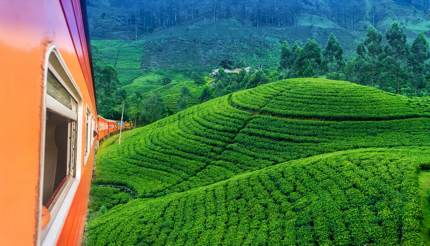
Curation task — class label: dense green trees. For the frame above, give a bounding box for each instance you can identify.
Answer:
[199,87,212,102]
[410,33,430,93]
[279,23,430,95]
[89,0,430,40]
[279,42,297,75]
[345,27,384,87]
[207,68,274,99]
[322,34,344,75]
[94,65,128,119]
[177,86,191,110]
[139,93,167,124]
[346,23,430,94]
[279,37,342,78]
[295,39,323,77]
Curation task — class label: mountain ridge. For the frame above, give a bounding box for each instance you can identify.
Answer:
[88,0,430,72]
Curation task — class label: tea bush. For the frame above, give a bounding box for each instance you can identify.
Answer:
[88,78,430,245]
[88,149,430,245]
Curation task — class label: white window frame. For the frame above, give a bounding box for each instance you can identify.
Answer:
[91,117,96,145]
[38,45,84,246]
[85,107,91,161]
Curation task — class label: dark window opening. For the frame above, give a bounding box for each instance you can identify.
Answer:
[42,111,76,207]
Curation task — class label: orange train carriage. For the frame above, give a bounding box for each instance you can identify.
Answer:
[107,119,119,135]
[97,116,133,141]
[97,116,109,141]
[0,0,98,245]
[0,1,134,244]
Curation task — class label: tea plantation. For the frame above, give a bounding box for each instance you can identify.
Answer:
[87,78,430,245]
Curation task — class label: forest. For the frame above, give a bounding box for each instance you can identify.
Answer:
[88,0,430,39]
[94,23,430,126]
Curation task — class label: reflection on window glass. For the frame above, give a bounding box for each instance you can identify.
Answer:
[47,71,77,110]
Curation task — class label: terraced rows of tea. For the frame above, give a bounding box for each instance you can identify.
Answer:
[87,78,430,245]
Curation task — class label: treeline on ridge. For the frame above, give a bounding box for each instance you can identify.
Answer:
[88,0,430,39]
[279,23,430,95]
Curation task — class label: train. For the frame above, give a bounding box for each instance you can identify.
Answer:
[0,1,134,245]
[97,116,134,141]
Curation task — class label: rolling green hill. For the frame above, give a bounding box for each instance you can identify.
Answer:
[87,78,430,244]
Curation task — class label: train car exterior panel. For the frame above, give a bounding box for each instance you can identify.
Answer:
[0,0,96,245]
[97,116,110,141]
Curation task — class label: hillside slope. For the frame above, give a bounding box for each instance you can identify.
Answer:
[89,148,430,245]
[122,71,204,113]
[87,78,430,244]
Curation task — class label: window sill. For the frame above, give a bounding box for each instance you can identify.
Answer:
[41,206,51,230]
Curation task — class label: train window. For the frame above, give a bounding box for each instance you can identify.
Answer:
[85,108,91,159]
[40,49,81,242]
[42,111,76,206]
[43,66,78,208]
[47,71,75,110]
[92,118,97,142]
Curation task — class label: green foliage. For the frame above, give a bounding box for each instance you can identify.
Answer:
[346,27,384,87]
[88,185,133,219]
[295,39,323,77]
[92,26,430,131]
[410,34,430,93]
[161,77,172,85]
[279,41,297,72]
[88,0,430,69]
[88,148,430,245]
[279,37,344,78]
[199,86,212,102]
[139,93,167,125]
[94,65,128,119]
[210,68,276,99]
[247,70,270,88]
[345,23,430,95]
[87,79,430,244]
[121,70,205,125]
[385,23,408,59]
[219,58,235,69]
[176,86,192,111]
[89,1,430,118]
[191,73,206,85]
[323,34,345,73]
[92,24,430,124]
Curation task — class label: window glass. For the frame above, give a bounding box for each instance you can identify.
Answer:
[47,71,77,111]
[85,109,90,156]
[43,111,70,207]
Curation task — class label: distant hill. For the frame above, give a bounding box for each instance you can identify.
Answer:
[87,78,430,244]
[88,0,430,72]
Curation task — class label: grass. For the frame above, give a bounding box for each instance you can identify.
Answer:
[87,78,430,245]
[419,170,430,244]
[92,40,146,84]
[88,148,430,245]
[123,70,205,113]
